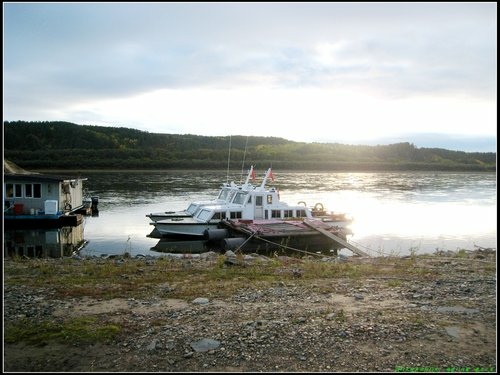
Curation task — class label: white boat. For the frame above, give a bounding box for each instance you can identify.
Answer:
[152,168,353,238]
[146,166,257,222]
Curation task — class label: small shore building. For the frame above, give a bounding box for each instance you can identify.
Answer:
[3,160,88,217]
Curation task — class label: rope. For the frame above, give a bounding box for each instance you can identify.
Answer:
[235,231,258,252]
[240,234,336,259]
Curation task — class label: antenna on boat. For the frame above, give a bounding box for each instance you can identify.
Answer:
[226,135,232,183]
[240,136,249,183]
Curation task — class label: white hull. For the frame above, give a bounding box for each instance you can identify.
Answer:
[153,221,219,237]
[147,211,190,222]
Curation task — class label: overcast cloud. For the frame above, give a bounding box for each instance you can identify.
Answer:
[3,2,497,151]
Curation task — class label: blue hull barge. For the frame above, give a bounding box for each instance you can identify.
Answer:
[4,213,83,229]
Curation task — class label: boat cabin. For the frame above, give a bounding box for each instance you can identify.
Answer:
[193,186,310,223]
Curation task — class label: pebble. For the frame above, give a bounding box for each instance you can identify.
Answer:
[3,250,496,373]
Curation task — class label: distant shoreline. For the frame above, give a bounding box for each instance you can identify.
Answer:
[31,168,497,174]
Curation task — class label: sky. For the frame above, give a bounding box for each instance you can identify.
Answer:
[3,2,497,152]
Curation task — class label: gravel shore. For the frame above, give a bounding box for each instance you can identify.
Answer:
[3,249,496,372]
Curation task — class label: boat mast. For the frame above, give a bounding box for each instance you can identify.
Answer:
[260,168,272,189]
[226,135,232,184]
[240,136,249,184]
[244,165,254,187]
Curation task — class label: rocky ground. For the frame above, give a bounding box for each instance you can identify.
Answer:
[3,248,497,373]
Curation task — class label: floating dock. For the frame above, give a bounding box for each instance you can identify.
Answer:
[3,213,83,229]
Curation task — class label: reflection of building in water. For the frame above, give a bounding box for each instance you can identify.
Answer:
[4,224,86,258]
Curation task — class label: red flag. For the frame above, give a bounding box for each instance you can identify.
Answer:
[269,169,275,181]
[251,167,256,181]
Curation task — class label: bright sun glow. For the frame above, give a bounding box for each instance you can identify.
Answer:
[68,87,496,144]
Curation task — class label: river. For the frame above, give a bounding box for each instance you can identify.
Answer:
[4,170,496,258]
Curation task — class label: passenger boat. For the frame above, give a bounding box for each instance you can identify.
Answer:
[151,167,353,238]
[146,166,257,222]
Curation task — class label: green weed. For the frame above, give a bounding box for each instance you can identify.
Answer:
[4,316,120,345]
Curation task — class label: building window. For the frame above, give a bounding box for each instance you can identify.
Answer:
[284,210,293,218]
[5,183,14,198]
[14,184,23,198]
[25,184,32,198]
[34,184,41,198]
[267,195,273,204]
[24,184,42,199]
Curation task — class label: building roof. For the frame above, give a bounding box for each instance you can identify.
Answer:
[3,160,87,182]
[4,159,38,175]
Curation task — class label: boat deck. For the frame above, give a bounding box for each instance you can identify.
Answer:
[221,219,346,238]
[222,220,334,238]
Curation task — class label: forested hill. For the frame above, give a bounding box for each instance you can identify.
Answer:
[3,121,496,171]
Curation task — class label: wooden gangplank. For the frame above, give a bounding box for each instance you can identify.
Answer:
[303,219,370,257]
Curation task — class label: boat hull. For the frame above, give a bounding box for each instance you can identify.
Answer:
[153,222,219,237]
[146,211,190,222]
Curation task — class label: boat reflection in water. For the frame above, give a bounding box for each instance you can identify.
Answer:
[4,224,86,259]
[151,238,222,254]
[149,228,346,257]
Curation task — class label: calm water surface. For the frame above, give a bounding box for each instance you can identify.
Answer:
[6,170,497,258]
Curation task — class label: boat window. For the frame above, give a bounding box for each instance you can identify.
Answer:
[267,195,273,204]
[255,196,263,206]
[212,211,227,220]
[230,211,242,219]
[187,203,198,214]
[218,189,230,200]
[197,209,212,221]
[271,210,281,218]
[284,210,293,218]
[297,209,307,217]
[232,192,248,204]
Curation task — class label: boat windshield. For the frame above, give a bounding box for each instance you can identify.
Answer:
[218,188,232,201]
[232,191,248,205]
[186,203,199,214]
[197,209,213,221]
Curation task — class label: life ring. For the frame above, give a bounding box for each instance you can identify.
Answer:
[64,203,72,211]
[313,203,324,212]
[297,201,307,206]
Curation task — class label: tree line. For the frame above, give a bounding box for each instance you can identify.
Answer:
[3,121,496,171]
